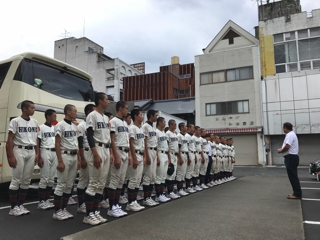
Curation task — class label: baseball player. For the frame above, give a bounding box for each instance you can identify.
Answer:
[98,111,114,210]
[191,126,203,191]
[119,113,132,205]
[176,122,189,196]
[185,124,196,193]
[126,109,146,211]
[7,100,39,216]
[37,109,57,210]
[53,104,84,221]
[205,134,214,187]
[155,117,171,203]
[220,137,228,183]
[76,104,96,214]
[208,133,218,186]
[213,136,222,185]
[165,120,180,199]
[108,101,130,217]
[228,138,236,180]
[142,110,159,206]
[217,136,226,184]
[82,92,113,225]
[199,129,209,189]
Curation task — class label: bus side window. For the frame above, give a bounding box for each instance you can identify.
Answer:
[0,62,12,88]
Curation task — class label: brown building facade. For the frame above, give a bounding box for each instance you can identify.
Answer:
[124,57,195,101]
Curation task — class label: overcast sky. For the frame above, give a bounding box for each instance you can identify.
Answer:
[1,0,318,73]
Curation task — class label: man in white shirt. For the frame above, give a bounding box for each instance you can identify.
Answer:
[277,122,302,199]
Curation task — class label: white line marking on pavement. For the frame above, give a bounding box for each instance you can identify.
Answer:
[301,188,320,190]
[302,198,320,201]
[304,221,320,225]
[0,195,77,210]
[300,181,320,183]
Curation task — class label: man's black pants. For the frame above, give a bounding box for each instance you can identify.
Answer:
[284,154,302,197]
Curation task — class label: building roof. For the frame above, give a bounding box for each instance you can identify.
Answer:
[203,20,259,54]
[134,99,153,109]
[144,98,195,114]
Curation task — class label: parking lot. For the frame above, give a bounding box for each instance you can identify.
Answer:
[0,166,319,240]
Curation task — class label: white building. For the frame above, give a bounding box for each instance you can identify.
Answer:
[259,1,320,165]
[195,20,265,166]
[54,37,142,101]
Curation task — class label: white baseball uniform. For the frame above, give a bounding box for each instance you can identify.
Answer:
[209,141,217,175]
[222,144,229,172]
[199,137,209,176]
[8,116,38,190]
[166,130,178,181]
[128,124,144,190]
[54,120,80,196]
[86,110,111,196]
[218,143,224,172]
[176,133,188,182]
[155,129,169,185]
[142,122,157,186]
[38,123,57,189]
[76,121,89,190]
[185,133,195,180]
[109,117,129,190]
[192,135,202,178]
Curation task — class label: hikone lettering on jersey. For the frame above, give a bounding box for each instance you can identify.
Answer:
[44,132,55,138]
[64,131,77,137]
[189,140,194,143]
[182,140,188,144]
[97,122,109,129]
[203,142,208,145]
[170,137,178,142]
[18,127,38,133]
[159,136,167,141]
[137,133,144,139]
[118,126,127,132]
[149,132,156,137]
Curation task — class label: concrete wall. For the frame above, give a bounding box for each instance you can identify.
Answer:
[262,70,320,135]
[195,45,262,130]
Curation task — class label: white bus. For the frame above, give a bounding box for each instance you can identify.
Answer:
[0,52,94,184]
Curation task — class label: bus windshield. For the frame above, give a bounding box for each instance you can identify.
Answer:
[14,59,95,102]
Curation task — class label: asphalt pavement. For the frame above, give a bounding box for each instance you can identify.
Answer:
[0,166,318,240]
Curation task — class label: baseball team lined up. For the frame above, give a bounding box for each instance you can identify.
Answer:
[6,92,236,226]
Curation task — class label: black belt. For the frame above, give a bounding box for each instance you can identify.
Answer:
[119,147,129,153]
[44,148,56,152]
[214,155,217,157]
[181,151,188,155]
[149,147,157,151]
[170,152,178,156]
[197,151,202,154]
[135,150,144,155]
[63,150,78,155]
[160,150,168,154]
[84,148,90,151]
[190,151,196,154]
[204,152,209,154]
[17,146,34,150]
[97,143,111,148]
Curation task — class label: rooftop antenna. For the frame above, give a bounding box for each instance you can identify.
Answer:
[59,29,70,63]
[83,19,85,37]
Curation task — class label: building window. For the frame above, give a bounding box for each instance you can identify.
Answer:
[226,67,253,81]
[200,71,225,84]
[0,62,12,88]
[206,100,249,116]
[274,28,320,73]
